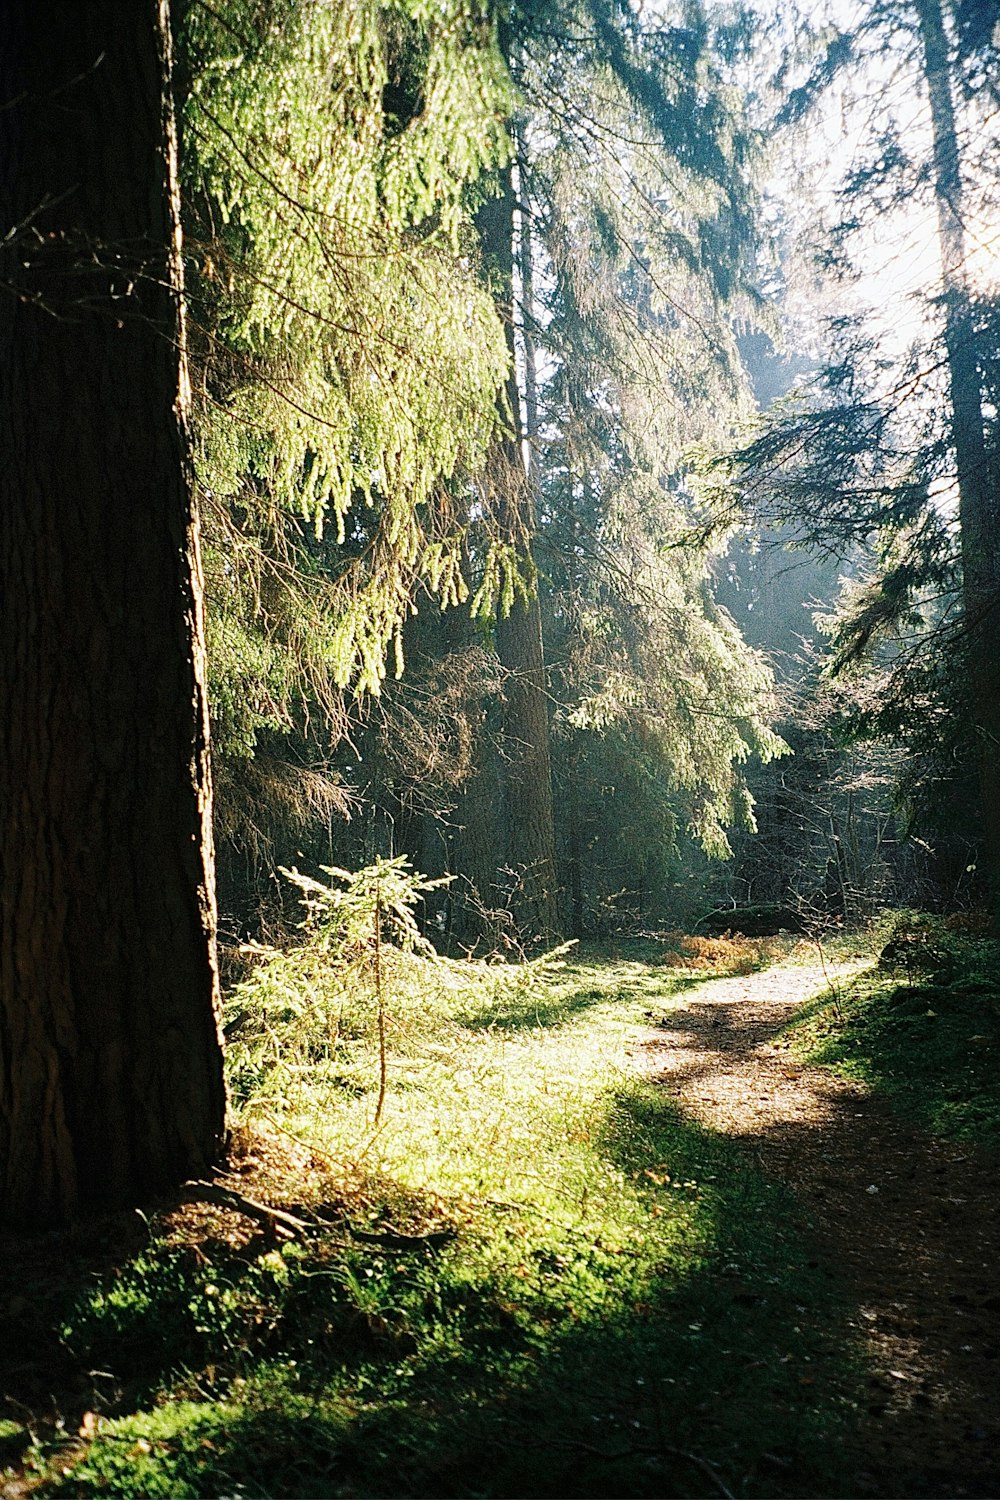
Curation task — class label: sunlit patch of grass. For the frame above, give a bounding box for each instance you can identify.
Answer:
[785,917,1000,1145]
[26,941,867,1498]
[225,939,699,1226]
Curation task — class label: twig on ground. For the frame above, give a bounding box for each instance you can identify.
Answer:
[347,1221,456,1250]
[553,1436,734,1499]
[180,1180,310,1238]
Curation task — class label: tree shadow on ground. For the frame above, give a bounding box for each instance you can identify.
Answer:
[0,1210,155,1428]
[639,989,1000,1500]
[737,1097,1000,1499]
[33,1088,871,1499]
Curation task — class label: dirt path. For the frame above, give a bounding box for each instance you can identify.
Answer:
[638,963,1000,1499]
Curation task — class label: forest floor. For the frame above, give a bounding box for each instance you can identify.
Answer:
[3,929,1000,1498]
[635,962,1000,1499]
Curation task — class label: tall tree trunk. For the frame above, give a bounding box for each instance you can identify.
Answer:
[916,0,1000,902]
[477,157,559,940]
[0,0,226,1228]
[566,744,586,939]
[434,563,504,948]
[516,123,541,477]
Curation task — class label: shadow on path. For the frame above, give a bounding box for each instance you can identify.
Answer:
[638,963,1000,1498]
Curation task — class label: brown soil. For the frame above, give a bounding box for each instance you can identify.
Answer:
[637,963,1000,1499]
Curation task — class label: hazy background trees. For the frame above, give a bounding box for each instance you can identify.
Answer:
[178,0,1000,945]
[705,0,1000,917]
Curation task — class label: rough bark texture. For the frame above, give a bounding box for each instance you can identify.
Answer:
[0,0,226,1227]
[916,0,1000,903]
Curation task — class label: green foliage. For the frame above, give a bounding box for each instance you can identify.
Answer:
[30,947,865,1499]
[546,470,787,924]
[553,529,786,862]
[786,912,1000,1145]
[281,856,445,959]
[180,0,515,792]
[223,857,574,1112]
[506,0,786,894]
[206,610,295,761]
[185,0,510,534]
[0,1421,29,1466]
[226,858,441,1108]
[517,0,763,322]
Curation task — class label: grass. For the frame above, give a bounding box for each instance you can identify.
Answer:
[784,912,1000,1147]
[11,932,871,1499]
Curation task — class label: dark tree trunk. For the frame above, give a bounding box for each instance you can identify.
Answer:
[443,602,508,947]
[0,0,226,1227]
[476,160,559,941]
[566,747,585,939]
[916,0,1000,904]
[496,586,560,938]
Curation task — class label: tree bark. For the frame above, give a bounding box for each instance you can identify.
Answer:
[915,0,1000,903]
[476,159,560,940]
[0,0,226,1227]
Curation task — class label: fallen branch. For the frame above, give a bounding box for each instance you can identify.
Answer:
[554,1436,734,1500]
[347,1221,456,1250]
[180,1180,311,1237]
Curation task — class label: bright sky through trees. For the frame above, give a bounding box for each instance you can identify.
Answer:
[765,0,1000,364]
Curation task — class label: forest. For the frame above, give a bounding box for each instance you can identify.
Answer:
[1,0,998,1494]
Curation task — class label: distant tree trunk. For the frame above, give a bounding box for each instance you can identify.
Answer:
[516,122,541,475]
[0,0,226,1228]
[566,745,586,938]
[916,0,1000,904]
[477,156,559,940]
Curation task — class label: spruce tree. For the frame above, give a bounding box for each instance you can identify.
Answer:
[177,0,516,914]
[0,0,226,1227]
[706,0,1000,904]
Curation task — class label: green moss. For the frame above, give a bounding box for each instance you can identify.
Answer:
[0,1420,30,1466]
[30,947,867,1498]
[787,918,1000,1146]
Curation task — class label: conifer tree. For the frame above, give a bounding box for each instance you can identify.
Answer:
[707,0,1000,903]
[177,0,516,910]
[398,0,786,940]
[0,0,226,1226]
[509,0,783,930]
[914,0,1000,884]
[473,138,560,939]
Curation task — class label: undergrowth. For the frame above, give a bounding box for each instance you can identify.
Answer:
[786,911,1000,1146]
[659,930,782,975]
[11,871,870,1499]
